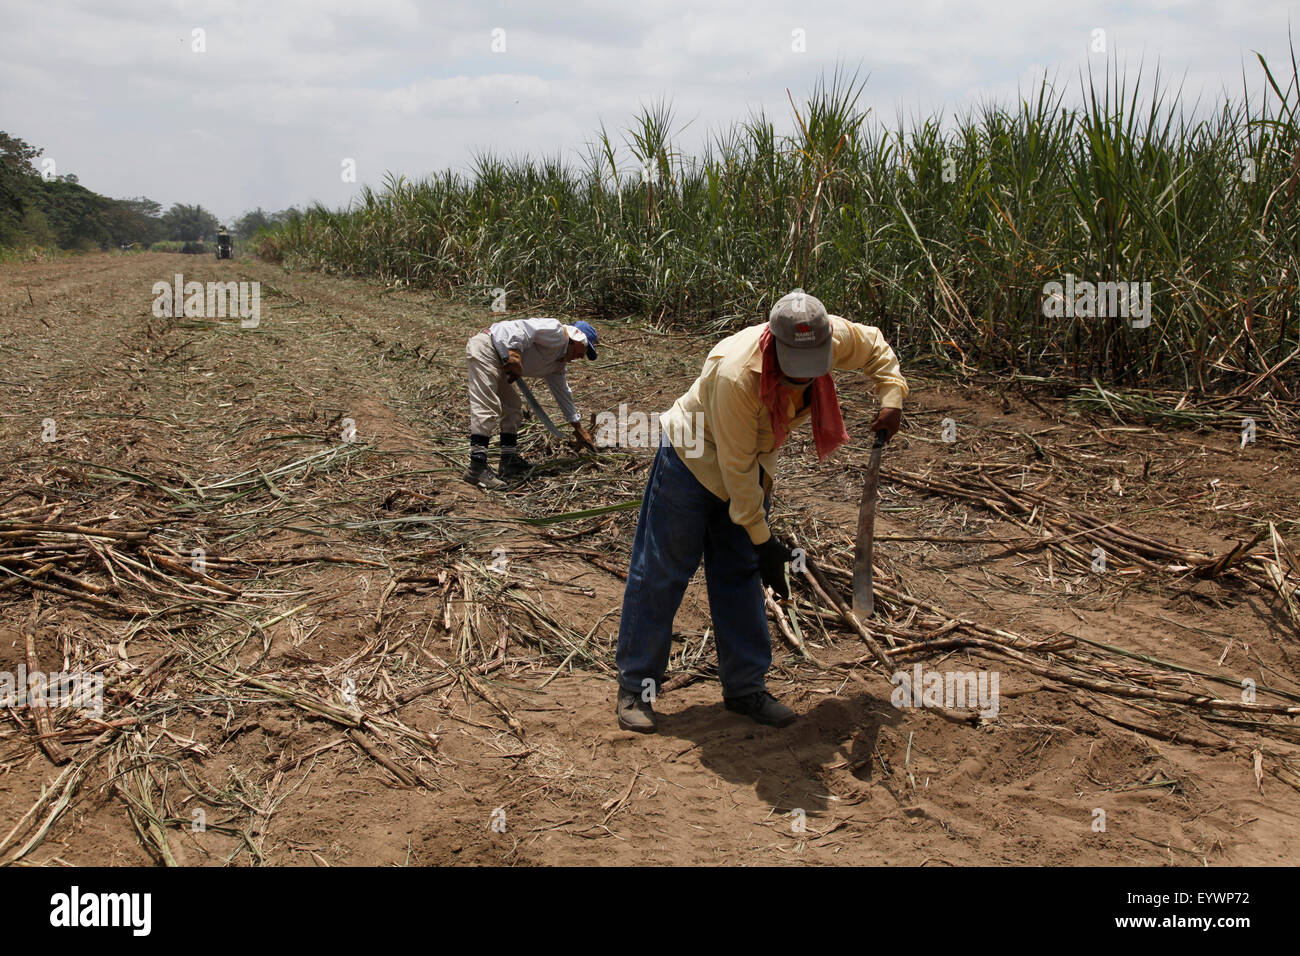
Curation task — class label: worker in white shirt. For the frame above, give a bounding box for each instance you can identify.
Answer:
[464,317,599,489]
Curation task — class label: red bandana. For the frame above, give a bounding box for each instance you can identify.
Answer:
[759,327,848,460]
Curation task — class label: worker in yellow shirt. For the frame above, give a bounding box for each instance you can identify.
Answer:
[615,290,907,733]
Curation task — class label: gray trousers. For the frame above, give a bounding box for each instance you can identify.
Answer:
[466,332,523,438]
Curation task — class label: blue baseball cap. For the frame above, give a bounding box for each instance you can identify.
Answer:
[573,321,598,360]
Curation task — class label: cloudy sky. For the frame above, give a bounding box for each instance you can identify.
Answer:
[1,1,1294,223]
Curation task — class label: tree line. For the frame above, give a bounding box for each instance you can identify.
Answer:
[0,131,301,251]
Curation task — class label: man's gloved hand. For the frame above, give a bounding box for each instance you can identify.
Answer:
[570,421,597,453]
[504,349,524,383]
[755,537,793,602]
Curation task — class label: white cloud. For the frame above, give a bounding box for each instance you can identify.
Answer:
[0,0,1293,220]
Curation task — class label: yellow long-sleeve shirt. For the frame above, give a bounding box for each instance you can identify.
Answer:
[659,317,907,546]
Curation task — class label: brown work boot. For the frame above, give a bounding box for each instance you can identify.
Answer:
[462,458,506,490]
[724,690,796,727]
[616,687,657,733]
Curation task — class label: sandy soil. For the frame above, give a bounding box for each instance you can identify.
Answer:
[0,252,1297,866]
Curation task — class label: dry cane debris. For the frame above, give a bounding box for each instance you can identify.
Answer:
[2,256,1298,865]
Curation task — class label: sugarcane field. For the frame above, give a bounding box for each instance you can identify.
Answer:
[1,0,1298,911]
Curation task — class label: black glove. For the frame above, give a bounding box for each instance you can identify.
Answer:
[755,537,793,602]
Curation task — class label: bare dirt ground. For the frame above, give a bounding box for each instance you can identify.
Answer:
[1,251,1298,866]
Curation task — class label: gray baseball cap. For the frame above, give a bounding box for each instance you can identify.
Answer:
[768,289,833,379]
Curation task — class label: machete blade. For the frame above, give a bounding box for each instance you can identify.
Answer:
[514,379,567,440]
[852,430,889,618]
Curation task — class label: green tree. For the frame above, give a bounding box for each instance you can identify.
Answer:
[102,195,165,246]
[39,178,113,248]
[0,131,42,237]
[161,203,219,241]
[234,207,271,238]
[268,206,302,228]
[0,130,173,250]
[0,131,41,178]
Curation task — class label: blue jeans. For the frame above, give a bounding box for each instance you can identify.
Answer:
[616,437,771,699]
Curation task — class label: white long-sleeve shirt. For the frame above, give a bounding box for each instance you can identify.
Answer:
[488,318,581,424]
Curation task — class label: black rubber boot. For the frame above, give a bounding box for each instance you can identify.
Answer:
[499,452,533,480]
[724,690,796,727]
[616,688,657,733]
[462,456,506,490]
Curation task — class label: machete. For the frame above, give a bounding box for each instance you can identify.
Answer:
[514,378,567,440]
[852,429,889,618]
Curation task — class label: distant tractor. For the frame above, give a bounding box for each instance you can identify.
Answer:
[216,227,233,260]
